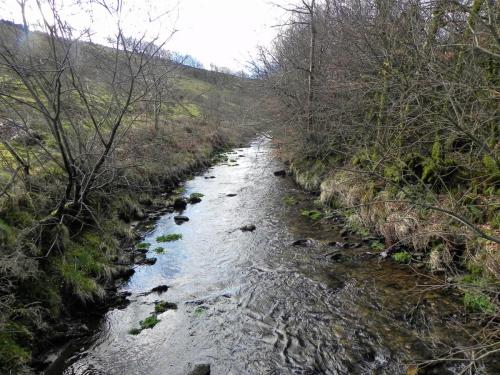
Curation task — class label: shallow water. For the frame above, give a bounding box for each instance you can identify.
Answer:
[46,138,496,375]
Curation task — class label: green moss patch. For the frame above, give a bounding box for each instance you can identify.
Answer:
[139,315,161,329]
[156,234,182,242]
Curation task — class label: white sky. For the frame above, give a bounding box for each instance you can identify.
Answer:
[1,0,293,72]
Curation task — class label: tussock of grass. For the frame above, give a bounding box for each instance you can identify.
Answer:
[137,242,151,249]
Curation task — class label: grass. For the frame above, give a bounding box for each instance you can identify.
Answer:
[137,242,151,249]
[392,251,411,263]
[301,209,323,221]
[156,234,182,242]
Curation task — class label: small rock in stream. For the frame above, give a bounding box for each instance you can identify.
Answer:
[292,238,315,247]
[150,285,169,294]
[188,364,210,375]
[328,241,349,248]
[137,257,157,266]
[226,193,237,197]
[273,170,286,177]
[174,215,190,223]
[188,196,202,204]
[240,224,256,232]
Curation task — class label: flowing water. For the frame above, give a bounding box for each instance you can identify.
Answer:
[46,138,496,375]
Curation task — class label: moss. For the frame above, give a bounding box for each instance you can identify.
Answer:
[156,234,182,242]
[154,301,177,313]
[153,247,165,254]
[189,192,204,199]
[137,242,151,249]
[139,315,160,329]
[392,251,411,263]
[463,291,495,313]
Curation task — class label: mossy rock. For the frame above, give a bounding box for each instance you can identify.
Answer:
[154,301,178,313]
[139,315,160,329]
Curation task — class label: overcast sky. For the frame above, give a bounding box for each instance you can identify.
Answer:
[1,0,292,72]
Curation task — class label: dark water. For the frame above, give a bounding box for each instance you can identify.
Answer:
[46,138,494,375]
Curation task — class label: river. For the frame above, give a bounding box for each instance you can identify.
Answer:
[45,137,493,375]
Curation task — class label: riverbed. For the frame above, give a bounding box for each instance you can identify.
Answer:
[45,137,493,375]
